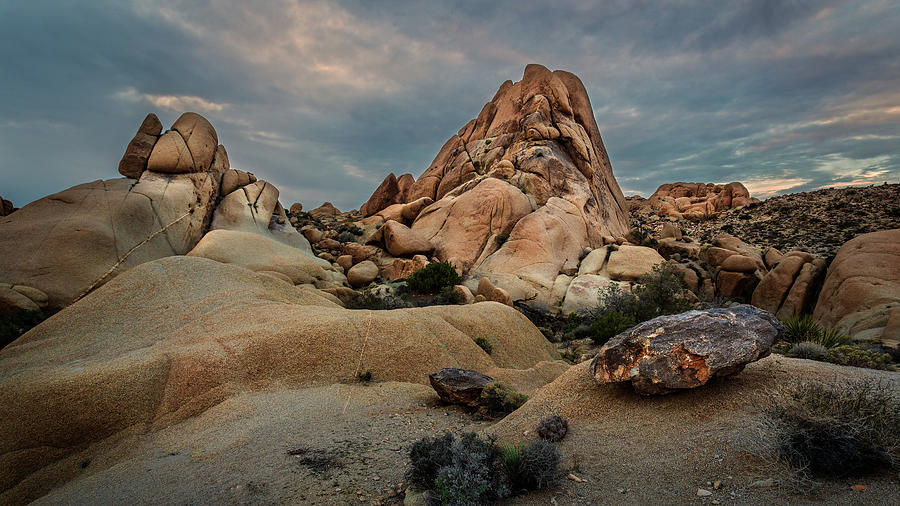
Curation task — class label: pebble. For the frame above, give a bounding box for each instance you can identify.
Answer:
[697,488,712,497]
[750,478,774,488]
[851,484,867,492]
[713,480,721,489]
[567,473,586,483]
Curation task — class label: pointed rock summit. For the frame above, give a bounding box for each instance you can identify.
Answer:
[359,64,629,308]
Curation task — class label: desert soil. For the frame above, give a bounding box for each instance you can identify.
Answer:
[25,356,900,505]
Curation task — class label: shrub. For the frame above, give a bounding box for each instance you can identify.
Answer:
[474,337,493,354]
[758,379,900,479]
[407,261,461,294]
[407,432,507,504]
[824,345,893,370]
[588,310,636,345]
[786,342,827,361]
[503,440,561,491]
[781,315,850,348]
[357,369,373,382]
[345,291,411,310]
[535,414,568,442]
[480,382,527,417]
[588,263,691,326]
[782,315,822,343]
[336,231,356,243]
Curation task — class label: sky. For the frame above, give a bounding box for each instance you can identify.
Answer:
[1,0,899,211]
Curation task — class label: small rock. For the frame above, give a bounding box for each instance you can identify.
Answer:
[713,480,721,489]
[566,473,586,483]
[697,488,712,497]
[851,484,867,492]
[750,478,774,488]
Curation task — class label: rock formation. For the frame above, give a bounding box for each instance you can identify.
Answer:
[813,228,900,343]
[0,256,564,501]
[429,368,495,407]
[590,305,782,395]
[0,197,15,216]
[359,64,630,309]
[0,112,346,308]
[647,182,759,220]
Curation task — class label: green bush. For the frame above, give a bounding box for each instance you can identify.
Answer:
[782,315,822,343]
[357,369,373,382]
[782,315,850,348]
[759,379,900,479]
[480,382,527,417]
[824,345,893,370]
[588,310,636,345]
[407,261,461,294]
[586,263,691,333]
[345,291,411,310]
[336,231,356,243]
[474,337,493,354]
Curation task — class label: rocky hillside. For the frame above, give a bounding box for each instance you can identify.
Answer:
[683,184,900,261]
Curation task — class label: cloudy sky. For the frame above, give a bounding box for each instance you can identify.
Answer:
[2,0,899,210]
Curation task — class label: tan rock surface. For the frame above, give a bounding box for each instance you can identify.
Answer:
[347,260,379,288]
[146,130,194,173]
[360,173,401,216]
[382,220,433,257]
[0,256,561,502]
[117,113,162,178]
[813,228,900,340]
[606,245,665,281]
[172,112,218,172]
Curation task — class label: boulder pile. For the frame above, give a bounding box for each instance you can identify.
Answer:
[646,182,759,220]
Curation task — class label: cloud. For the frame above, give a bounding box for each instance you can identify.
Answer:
[1,0,899,211]
[115,87,226,114]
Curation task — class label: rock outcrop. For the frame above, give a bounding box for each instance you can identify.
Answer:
[647,182,759,220]
[362,65,629,309]
[0,256,562,501]
[0,111,348,307]
[0,196,14,216]
[813,229,900,342]
[752,251,826,319]
[590,305,782,395]
[0,112,230,307]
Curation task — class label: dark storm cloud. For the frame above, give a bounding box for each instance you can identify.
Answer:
[1,0,898,210]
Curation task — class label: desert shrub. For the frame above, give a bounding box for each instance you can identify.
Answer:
[781,315,849,348]
[407,261,461,294]
[474,337,493,354]
[502,440,561,491]
[537,327,554,340]
[782,315,821,343]
[589,263,691,326]
[408,433,559,504]
[819,328,851,348]
[345,291,411,310]
[357,369,373,382]
[407,432,507,504]
[1,309,54,349]
[336,231,356,243]
[588,310,636,345]
[786,342,827,361]
[758,379,900,479]
[824,345,893,370]
[480,382,527,417]
[429,286,462,305]
[535,414,569,442]
[569,323,592,341]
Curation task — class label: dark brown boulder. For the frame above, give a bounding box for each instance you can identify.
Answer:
[0,197,14,216]
[590,305,782,395]
[118,113,163,178]
[429,368,494,407]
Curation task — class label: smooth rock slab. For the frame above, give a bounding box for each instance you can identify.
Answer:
[429,368,494,407]
[590,305,782,395]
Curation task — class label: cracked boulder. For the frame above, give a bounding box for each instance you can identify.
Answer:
[366,64,629,310]
[0,112,228,308]
[590,305,782,395]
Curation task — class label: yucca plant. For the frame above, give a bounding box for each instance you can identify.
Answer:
[782,315,822,344]
[819,327,851,348]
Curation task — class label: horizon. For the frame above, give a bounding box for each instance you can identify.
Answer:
[2,0,899,210]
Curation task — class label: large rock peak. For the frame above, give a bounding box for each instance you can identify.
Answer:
[358,65,630,309]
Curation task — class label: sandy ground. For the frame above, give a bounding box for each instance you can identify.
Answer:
[19,357,900,505]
